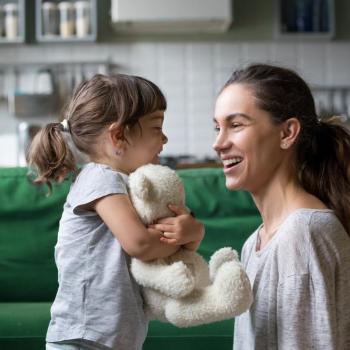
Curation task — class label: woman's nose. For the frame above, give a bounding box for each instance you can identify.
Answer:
[162,132,168,144]
[213,131,229,152]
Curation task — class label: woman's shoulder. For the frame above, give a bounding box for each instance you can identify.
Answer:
[284,208,342,233]
[281,208,348,248]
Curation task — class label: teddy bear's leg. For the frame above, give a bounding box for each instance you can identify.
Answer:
[131,258,196,298]
[164,260,253,327]
[172,249,211,288]
[209,247,239,282]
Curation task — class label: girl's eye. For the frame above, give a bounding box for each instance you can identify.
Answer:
[214,125,220,132]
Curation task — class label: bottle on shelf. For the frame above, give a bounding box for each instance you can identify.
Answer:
[74,1,91,38]
[42,2,59,37]
[58,1,76,38]
[3,2,19,39]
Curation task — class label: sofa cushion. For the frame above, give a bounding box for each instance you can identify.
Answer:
[0,302,49,350]
[0,302,233,350]
[145,319,234,350]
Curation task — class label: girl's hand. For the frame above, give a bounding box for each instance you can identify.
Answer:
[149,204,205,250]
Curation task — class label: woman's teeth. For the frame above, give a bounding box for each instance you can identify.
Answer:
[222,157,243,167]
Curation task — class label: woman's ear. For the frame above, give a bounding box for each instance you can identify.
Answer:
[280,118,301,149]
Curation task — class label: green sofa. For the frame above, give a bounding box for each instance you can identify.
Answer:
[0,167,261,350]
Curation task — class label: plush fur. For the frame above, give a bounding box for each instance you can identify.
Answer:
[128,164,253,327]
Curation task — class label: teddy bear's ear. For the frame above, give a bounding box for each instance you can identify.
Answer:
[132,173,153,201]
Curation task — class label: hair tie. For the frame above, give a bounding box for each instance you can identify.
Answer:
[60,119,70,133]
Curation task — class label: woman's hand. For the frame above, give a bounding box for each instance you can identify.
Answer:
[149,204,205,251]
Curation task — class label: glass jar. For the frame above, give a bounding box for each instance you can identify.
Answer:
[74,1,91,38]
[3,3,19,39]
[42,2,59,36]
[58,1,75,38]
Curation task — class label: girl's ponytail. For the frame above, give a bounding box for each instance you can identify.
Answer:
[28,121,77,190]
[298,117,350,235]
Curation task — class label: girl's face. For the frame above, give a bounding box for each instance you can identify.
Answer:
[213,83,285,193]
[123,110,168,173]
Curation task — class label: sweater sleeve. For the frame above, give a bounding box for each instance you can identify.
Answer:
[277,273,337,350]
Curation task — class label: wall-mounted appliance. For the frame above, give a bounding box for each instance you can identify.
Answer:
[111,0,233,33]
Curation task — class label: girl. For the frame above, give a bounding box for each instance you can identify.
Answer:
[28,74,204,350]
[213,64,350,349]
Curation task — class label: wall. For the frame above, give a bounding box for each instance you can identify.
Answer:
[0,0,350,166]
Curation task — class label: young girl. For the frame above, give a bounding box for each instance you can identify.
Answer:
[28,74,204,350]
[213,64,350,349]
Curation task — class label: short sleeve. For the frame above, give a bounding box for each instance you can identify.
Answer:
[67,164,128,215]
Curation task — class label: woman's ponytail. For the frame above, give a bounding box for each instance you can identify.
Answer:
[298,117,350,235]
[27,121,77,190]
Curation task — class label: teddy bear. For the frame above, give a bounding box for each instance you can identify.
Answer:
[128,164,253,327]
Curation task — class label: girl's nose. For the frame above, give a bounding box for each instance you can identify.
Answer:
[162,132,168,144]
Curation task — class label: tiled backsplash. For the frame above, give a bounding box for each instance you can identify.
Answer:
[1,41,350,166]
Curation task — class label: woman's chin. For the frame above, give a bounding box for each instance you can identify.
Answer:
[225,178,243,191]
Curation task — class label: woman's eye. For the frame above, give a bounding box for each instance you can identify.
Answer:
[231,123,242,129]
[214,125,220,132]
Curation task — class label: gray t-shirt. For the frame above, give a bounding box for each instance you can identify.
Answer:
[46,162,148,350]
[234,209,350,350]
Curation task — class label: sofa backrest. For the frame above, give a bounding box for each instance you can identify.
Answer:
[0,167,70,302]
[177,168,261,260]
[0,166,261,302]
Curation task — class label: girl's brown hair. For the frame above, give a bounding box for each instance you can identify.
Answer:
[28,74,166,189]
[224,64,350,235]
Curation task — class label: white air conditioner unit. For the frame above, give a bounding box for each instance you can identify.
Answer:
[111,0,233,33]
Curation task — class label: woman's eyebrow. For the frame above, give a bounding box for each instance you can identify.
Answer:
[213,113,252,123]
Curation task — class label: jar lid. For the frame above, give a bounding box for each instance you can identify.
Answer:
[58,2,75,10]
[74,1,90,9]
[42,2,58,9]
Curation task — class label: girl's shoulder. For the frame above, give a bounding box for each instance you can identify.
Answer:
[67,163,129,212]
[74,162,128,188]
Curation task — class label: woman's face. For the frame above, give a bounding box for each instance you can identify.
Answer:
[213,83,285,193]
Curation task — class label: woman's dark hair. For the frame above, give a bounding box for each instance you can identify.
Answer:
[224,63,350,235]
[28,73,167,189]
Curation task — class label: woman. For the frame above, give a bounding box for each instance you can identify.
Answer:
[213,64,350,350]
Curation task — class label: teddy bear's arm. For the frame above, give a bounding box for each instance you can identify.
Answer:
[131,258,195,298]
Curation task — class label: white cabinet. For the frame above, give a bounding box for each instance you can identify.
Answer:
[111,0,233,33]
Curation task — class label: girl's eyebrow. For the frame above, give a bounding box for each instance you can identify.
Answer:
[150,116,164,120]
[213,113,252,123]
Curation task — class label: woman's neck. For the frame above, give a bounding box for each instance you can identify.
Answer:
[252,176,326,244]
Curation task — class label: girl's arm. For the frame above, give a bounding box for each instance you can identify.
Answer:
[94,193,179,261]
[150,204,205,251]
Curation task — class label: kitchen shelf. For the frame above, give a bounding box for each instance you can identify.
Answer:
[35,0,97,43]
[0,0,26,44]
[275,0,335,40]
